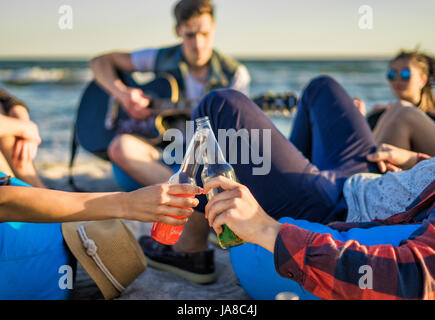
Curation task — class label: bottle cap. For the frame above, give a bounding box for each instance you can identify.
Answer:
[275,292,299,300]
[195,116,209,126]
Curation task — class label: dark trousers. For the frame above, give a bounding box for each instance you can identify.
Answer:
[192,76,379,223]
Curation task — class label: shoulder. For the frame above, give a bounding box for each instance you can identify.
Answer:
[156,44,182,54]
[131,47,158,55]
[153,44,184,71]
[130,47,159,72]
[234,64,250,80]
[211,51,251,92]
[213,49,245,74]
[131,44,184,72]
[231,65,251,91]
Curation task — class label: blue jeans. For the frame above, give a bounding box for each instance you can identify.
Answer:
[0,173,76,299]
[192,76,379,223]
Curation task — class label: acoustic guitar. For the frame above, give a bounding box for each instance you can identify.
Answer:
[73,72,298,157]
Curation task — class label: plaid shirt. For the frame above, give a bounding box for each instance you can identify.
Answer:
[274,179,435,300]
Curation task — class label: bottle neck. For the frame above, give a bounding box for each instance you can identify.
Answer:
[196,120,227,166]
[179,138,201,177]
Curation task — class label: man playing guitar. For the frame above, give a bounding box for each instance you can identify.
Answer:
[89,0,250,187]
[88,0,250,285]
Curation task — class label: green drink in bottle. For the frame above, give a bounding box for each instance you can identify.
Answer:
[196,116,245,249]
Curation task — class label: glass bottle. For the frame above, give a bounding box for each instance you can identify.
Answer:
[150,129,204,245]
[197,116,246,249]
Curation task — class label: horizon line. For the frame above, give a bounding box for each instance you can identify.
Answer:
[0,53,392,61]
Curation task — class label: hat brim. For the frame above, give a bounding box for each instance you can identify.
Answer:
[61,220,146,300]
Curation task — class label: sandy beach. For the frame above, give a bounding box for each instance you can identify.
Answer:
[36,158,250,300]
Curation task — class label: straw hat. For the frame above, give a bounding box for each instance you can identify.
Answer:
[62,219,147,300]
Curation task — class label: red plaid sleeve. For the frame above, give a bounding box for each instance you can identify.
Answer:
[274,213,435,300]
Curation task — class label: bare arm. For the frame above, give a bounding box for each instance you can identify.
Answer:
[0,184,202,224]
[0,114,25,137]
[0,100,41,169]
[0,187,124,223]
[0,114,40,142]
[89,52,135,99]
[366,143,431,173]
[89,52,152,120]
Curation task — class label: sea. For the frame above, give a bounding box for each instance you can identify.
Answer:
[0,58,394,164]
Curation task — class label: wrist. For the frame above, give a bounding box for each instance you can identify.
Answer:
[111,80,129,101]
[116,192,131,220]
[257,218,282,253]
[416,152,430,164]
[406,151,426,169]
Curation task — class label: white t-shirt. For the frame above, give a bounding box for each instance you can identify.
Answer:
[130,48,250,99]
[343,157,435,222]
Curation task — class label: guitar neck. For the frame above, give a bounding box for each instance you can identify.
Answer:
[149,92,298,117]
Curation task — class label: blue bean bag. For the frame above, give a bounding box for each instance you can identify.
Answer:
[112,162,180,191]
[111,163,143,192]
[0,173,76,300]
[229,216,421,300]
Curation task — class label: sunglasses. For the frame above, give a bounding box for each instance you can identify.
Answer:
[387,68,411,81]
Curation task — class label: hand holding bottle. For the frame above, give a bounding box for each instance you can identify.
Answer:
[150,129,205,245]
[197,116,245,249]
[203,176,281,253]
[124,183,202,224]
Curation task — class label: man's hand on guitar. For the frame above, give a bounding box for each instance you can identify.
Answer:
[118,87,153,120]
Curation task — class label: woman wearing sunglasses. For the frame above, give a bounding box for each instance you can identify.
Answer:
[367,50,435,156]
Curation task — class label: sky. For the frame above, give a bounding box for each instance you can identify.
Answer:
[1,0,435,58]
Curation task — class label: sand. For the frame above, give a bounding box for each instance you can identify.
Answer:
[36,159,251,300]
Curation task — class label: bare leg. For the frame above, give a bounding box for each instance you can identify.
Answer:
[374,105,435,156]
[0,135,46,188]
[108,133,173,186]
[173,210,210,253]
[0,150,14,176]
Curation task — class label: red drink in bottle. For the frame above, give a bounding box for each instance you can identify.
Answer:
[150,129,206,245]
[151,194,195,245]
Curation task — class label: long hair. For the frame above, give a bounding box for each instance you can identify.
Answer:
[390,50,435,113]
